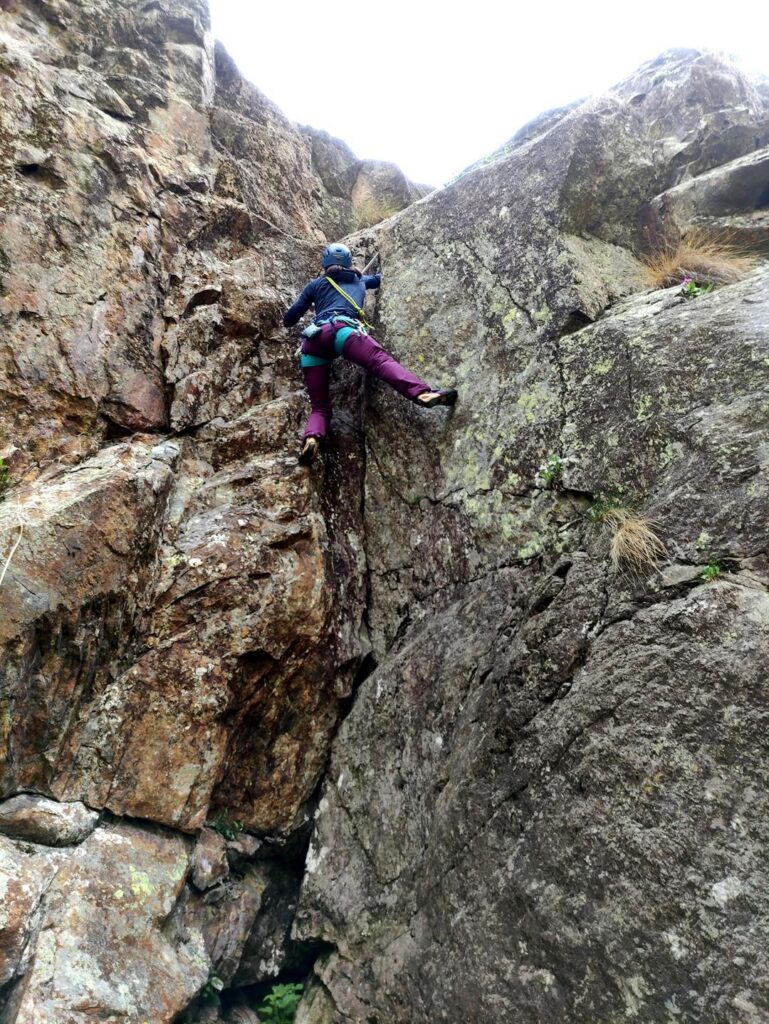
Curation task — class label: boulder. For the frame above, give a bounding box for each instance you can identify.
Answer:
[6,821,206,1023]
[645,146,769,250]
[0,794,98,846]
[302,126,432,238]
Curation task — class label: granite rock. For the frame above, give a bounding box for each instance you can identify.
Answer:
[0,794,98,846]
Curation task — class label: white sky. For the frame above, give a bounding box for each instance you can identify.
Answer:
[209,1,769,186]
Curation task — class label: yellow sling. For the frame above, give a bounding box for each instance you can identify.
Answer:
[324,276,373,333]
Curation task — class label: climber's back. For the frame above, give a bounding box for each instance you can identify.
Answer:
[283,243,381,328]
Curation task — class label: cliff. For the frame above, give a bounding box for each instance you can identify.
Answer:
[1,3,768,1023]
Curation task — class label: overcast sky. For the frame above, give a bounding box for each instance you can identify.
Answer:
[209,1,769,186]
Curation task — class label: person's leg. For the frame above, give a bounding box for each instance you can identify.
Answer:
[340,328,431,401]
[301,362,332,439]
[299,324,340,442]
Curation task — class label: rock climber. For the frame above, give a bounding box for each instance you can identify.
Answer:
[283,243,457,465]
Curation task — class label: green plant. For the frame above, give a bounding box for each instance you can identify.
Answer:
[586,492,625,523]
[257,983,304,1024]
[535,453,565,489]
[0,458,10,501]
[210,813,244,841]
[680,277,714,299]
[701,562,721,583]
[201,971,224,1005]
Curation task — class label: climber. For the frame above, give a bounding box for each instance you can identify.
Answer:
[283,243,457,465]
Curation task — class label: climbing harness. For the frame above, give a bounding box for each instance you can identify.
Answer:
[299,316,361,368]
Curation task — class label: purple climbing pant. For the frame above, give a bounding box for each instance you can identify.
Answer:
[301,321,431,439]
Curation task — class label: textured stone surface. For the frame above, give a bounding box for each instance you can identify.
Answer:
[178,863,267,985]
[191,827,229,890]
[0,0,370,840]
[232,860,301,985]
[0,837,58,989]
[558,269,769,561]
[0,0,421,484]
[646,146,769,249]
[353,51,769,655]
[2,4,769,1022]
[0,794,98,846]
[0,1,402,1015]
[303,126,431,237]
[293,49,769,1024]
[4,821,205,1023]
[297,567,769,1023]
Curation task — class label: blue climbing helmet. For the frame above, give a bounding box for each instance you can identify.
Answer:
[322,242,352,269]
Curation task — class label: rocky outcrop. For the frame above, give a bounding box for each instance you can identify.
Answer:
[293,50,769,1024]
[0,794,98,846]
[303,127,431,238]
[1,3,768,1022]
[0,0,374,1018]
[647,146,769,249]
[295,276,769,1022]
[296,564,769,1023]
[352,49,769,655]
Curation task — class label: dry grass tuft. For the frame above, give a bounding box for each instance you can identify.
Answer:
[643,228,759,289]
[602,508,667,572]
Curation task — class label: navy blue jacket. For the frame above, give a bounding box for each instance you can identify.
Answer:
[283,268,381,327]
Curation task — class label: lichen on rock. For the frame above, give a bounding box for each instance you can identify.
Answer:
[1,4,768,1023]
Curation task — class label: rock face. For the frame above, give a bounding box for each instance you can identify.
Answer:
[302,126,432,238]
[0,0,379,1017]
[6,821,204,1024]
[0,794,98,846]
[1,5,768,1022]
[293,50,769,1024]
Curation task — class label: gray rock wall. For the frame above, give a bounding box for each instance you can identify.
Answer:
[1,4,768,1022]
[294,50,769,1024]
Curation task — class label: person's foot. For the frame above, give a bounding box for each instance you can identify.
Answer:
[298,436,320,466]
[416,388,458,408]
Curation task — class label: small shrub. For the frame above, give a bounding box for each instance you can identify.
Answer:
[643,228,759,290]
[0,458,10,501]
[607,510,667,572]
[535,453,565,489]
[694,530,712,551]
[257,982,304,1024]
[210,813,244,841]
[351,199,401,231]
[701,562,721,583]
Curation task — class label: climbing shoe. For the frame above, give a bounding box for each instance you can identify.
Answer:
[417,388,458,408]
[298,437,320,466]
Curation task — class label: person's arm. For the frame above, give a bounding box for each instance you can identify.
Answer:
[283,282,315,327]
[362,273,381,290]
